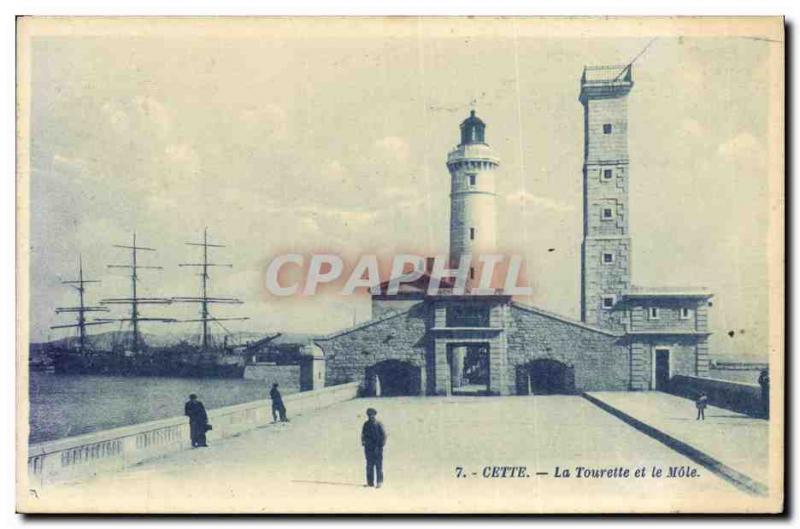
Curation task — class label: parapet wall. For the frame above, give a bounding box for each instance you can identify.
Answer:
[26,382,359,488]
[668,375,765,417]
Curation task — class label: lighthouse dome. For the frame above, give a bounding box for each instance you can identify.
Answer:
[459,110,486,145]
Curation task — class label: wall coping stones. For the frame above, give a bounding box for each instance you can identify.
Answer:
[314,303,423,342]
[510,302,623,337]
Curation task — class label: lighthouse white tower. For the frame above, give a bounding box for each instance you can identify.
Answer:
[446,111,500,273]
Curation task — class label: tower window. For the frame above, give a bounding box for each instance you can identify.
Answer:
[470,267,475,279]
[649,307,660,320]
[602,252,614,264]
[603,123,613,134]
[602,207,614,220]
[602,168,613,180]
[602,296,616,309]
[469,174,476,186]
[680,307,692,320]
[470,227,475,240]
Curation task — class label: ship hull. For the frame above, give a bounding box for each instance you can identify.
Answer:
[49,348,245,378]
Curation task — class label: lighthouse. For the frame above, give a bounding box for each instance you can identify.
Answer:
[446,110,500,276]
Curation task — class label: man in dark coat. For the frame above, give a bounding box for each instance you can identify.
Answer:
[361,407,387,488]
[270,383,288,422]
[695,392,708,421]
[184,394,209,447]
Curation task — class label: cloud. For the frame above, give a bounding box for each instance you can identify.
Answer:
[504,190,575,214]
[239,103,289,141]
[717,132,763,160]
[101,95,172,138]
[373,136,411,164]
[51,153,86,180]
[680,118,705,138]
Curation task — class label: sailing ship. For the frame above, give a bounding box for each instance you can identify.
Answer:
[44,229,250,378]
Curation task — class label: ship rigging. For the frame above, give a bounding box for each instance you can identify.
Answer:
[173,227,249,352]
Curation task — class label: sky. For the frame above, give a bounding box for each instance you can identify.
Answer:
[23,18,780,359]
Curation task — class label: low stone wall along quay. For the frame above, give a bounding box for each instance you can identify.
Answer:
[27,382,360,487]
[668,375,764,417]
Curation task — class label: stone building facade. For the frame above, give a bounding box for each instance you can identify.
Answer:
[579,64,633,330]
[316,298,631,396]
[315,64,713,396]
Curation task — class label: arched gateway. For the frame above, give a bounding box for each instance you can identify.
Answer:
[365,360,422,397]
[515,359,576,395]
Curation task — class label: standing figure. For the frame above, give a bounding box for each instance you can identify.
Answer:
[270,383,289,422]
[361,407,387,488]
[758,369,770,419]
[371,373,382,397]
[184,394,209,447]
[695,392,708,421]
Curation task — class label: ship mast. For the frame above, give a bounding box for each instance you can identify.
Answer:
[174,227,248,352]
[102,233,175,353]
[51,256,111,353]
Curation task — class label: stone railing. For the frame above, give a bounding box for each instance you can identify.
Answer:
[668,375,765,418]
[26,382,359,488]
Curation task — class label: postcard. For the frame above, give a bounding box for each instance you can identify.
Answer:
[16,16,784,513]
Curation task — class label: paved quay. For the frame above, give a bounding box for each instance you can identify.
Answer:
[584,391,772,492]
[31,396,770,513]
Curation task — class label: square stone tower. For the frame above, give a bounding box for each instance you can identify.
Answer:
[579,64,633,330]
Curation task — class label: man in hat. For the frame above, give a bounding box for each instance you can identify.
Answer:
[184,394,209,447]
[270,382,288,422]
[361,407,387,488]
[695,392,708,421]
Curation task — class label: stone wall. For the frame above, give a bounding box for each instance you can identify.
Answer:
[317,303,429,390]
[507,304,629,392]
[26,382,360,488]
[628,337,702,390]
[668,375,765,417]
[371,297,424,319]
[584,94,629,164]
[581,236,631,329]
[581,83,631,331]
[628,299,705,333]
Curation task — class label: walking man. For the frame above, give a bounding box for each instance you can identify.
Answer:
[184,394,209,447]
[695,392,708,421]
[270,383,288,422]
[361,407,387,488]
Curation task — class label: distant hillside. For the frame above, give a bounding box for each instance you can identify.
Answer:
[31,330,272,350]
[709,353,769,365]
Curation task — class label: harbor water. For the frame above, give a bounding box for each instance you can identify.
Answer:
[28,372,291,444]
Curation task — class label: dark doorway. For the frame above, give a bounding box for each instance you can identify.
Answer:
[448,343,490,395]
[365,360,421,396]
[516,359,575,395]
[654,349,670,391]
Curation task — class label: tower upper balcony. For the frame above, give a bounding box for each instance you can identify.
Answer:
[446,142,500,169]
[579,64,634,103]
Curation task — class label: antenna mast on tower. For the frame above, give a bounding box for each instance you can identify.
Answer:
[51,256,111,354]
[173,228,248,352]
[101,233,175,353]
[612,37,658,81]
